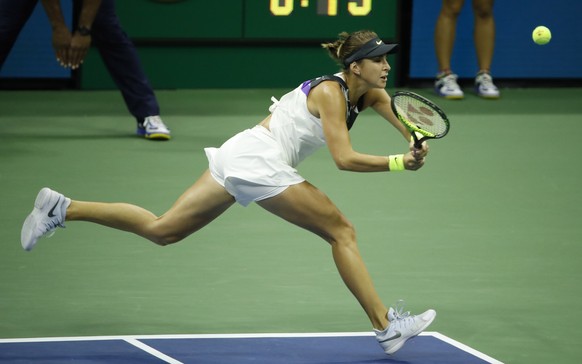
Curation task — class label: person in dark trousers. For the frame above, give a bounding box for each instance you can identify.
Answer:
[0,0,171,139]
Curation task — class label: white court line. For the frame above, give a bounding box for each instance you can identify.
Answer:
[124,338,183,364]
[0,331,503,363]
[429,332,504,364]
[0,332,375,343]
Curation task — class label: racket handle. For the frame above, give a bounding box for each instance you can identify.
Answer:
[411,132,423,150]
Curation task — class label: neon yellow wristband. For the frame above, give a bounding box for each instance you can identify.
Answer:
[388,154,405,172]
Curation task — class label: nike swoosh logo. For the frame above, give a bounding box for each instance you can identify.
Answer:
[47,197,60,218]
[376,40,382,45]
[379,331,402,343]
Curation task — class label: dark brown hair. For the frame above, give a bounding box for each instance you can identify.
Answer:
[321,30,379,70]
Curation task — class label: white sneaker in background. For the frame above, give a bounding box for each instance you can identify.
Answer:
[475,72,500,99]
[435,72,464,99]
[137,115,171,140]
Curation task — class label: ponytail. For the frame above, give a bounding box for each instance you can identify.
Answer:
[321,30,378,70]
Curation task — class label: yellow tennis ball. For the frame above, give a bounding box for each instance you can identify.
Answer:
[532,26,551,45]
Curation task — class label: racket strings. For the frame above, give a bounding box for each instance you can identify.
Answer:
[394,97,448,136]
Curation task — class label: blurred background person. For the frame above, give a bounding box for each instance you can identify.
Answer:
[433,0,500,99]
[0,0,171,139]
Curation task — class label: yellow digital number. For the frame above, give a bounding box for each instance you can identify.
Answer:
[348,0,371,16]
[271,0,373,17]
[327,0,338,16]
[270,0,293,16]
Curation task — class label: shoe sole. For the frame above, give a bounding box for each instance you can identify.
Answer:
[385,309,437,355]
[21,214,38,251]
[21,188,53,251]
[435,89,464,100]
[478,94,500,99]
[145,133,171,140]
[475,86,500,99]
[443,95,464,100]
[136,128,171,140]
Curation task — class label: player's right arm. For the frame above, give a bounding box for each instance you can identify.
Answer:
[308,82,423,172]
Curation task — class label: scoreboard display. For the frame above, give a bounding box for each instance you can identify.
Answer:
[246,0,399,40]
[104,0,403,88]
[269,0,374,16]
[118,0,399,41]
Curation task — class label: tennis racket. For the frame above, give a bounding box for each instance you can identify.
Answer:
[391,91,450,149]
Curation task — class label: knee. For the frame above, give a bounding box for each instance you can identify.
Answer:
[472,0,493,18]
[441,0,464,17]
[328,216,357,248]
[147,230,186,246]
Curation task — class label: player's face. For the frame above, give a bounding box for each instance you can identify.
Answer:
[359,56,390,88]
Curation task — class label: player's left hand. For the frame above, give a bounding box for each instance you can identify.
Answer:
[410,140,429,161]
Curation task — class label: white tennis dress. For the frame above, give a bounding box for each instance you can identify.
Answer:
[205,74,360,206]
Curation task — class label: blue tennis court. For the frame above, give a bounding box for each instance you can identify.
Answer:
[0,332,502,363]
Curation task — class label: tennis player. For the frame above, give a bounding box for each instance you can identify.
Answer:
[21,30,436,355]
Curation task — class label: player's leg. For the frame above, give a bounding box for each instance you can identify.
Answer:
[434,0,465,98]
[89,0,170,138]
[89,0,159,119]
[472,0,499,98]
[434,0,465,73]
[472,0,495,72]
[256,181,388,330]
[66,170,235,245]
[257,181,436,355]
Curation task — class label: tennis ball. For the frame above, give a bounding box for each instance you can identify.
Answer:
[532,26,551,45]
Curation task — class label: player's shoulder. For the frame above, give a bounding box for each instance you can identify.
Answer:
[307,79,346,117]
[310,79,344,100]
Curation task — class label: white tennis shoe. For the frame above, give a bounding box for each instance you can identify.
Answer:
[21,188,70,251]
[475,72,500,99]
[374,302,436,355]
[137,115,171,140]
[435,73,464,99]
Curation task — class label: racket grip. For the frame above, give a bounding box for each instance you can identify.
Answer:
[411,132,422,149]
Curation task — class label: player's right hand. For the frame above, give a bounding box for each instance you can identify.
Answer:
[409,139,429,161]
